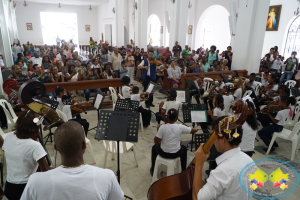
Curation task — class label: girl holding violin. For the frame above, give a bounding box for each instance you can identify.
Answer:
[55,86,90,136]
[258,96,295,152]
[2,111,51,199]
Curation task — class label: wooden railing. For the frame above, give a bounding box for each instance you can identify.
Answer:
[16,78,122,93]
[162,70,248,89]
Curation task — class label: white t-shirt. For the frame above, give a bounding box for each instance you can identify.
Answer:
[67,73,79,82]
[266,84,278,95]
[275,109,289,126]
[122,86,131,98]
[233,88,242,101]
[162,101,182,115]
[131,94,141,107]
[240,122,256,152]
[223,95,234,109]
[21,165,124,200]
[156,124,191,153]
[57,98,72,120]
[29,57,43,66]
[2,134,47,184]
[213,107,225,118]
[92,64,100,69]
[245,79,258,91]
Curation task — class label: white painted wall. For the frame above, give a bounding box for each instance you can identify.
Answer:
[262,0,299,57]
[15,2,98,45]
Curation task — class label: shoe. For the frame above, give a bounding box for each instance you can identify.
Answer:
[263,147,275,152]
[150,168,154,176]
[150,104,155,107]
[273,143,279,148]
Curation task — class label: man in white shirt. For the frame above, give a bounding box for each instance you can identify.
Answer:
[56,49,64,61]
[21,121,124,200]
[245,73,258,91]
[29,53,42,66]
[11,41,24,60]
[193,117,253,200]
[138,50,157,92]
[56,36,61,46]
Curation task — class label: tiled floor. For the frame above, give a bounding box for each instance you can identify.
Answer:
[2,84,300,200]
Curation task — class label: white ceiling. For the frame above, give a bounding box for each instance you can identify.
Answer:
[14,0,109,6]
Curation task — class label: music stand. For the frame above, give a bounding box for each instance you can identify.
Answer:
[95,110,139,200]
[174,88,190,104]
[146,81,158,94]
[182,104,208,151]
[114,99,139,112]
[88,94,104,132]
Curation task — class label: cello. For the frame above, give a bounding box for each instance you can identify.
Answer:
[148,100,250,200]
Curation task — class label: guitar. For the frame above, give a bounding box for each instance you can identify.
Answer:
[147,100,250,200]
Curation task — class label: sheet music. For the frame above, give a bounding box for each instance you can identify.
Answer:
[176,91,186,103]
[191,110,207,122]
[147,83,154,94]
[94,94,103,109]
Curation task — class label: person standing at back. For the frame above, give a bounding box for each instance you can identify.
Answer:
[207,45,217,66]
[21,121,124,200]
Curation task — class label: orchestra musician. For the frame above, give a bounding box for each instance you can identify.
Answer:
[193,116,254,200]
[138,49,157,92]
[257,74,279,106]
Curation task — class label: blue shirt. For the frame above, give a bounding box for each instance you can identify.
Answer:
[120,67,128,78]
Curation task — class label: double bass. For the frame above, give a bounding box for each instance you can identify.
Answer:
[148,100,250,200]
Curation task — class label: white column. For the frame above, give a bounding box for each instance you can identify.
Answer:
[115,0,124,47]
[169,0,180,47]
[187,0,196,49]
[232,0,270,73]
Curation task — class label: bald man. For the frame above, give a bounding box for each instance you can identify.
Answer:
[21,121,124,200]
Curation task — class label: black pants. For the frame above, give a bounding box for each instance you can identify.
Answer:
[143,76,151,92]
[70,119,89,136]
[114,70,120,78]
[139,106,151,127]
[258,124,283,148]
[257,113,276,127]
[151,144,187,172]
[5,181,26,200]
[145,93,154,106]
[71,110,81,119]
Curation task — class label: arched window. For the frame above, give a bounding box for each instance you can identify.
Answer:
[283,16,300,58]
[147,14,161,46]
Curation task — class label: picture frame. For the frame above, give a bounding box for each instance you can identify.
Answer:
[266,5,282,31]
[85,25,90,32]
[188,25,193,34]
[26,23,33,30]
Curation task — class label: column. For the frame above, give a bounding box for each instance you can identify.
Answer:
[231,0,270,73]
[168,0,188,48]
[115,0,124,47]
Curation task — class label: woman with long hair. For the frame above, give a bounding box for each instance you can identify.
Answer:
[41,55,52,71]
[2,111,51,199]
[233,77,244,101]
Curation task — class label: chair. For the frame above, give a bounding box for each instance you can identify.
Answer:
[225,102,236,115]
[54,110,96,165]
[0,99,18,132]
[109,87,118,110]
[295,97,300,102]
[255,82,262,96]
[225,83,234,88]
[284,80,296,89]
[266,122,300,160]
[243,90,252,98]
[118,93,125,99]
[151,155,180,184]
[102,140,138,175]
[285,104,300,130]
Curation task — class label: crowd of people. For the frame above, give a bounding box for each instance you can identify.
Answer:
[0,36,299,200]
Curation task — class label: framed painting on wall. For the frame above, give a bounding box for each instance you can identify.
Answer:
[26,23,33,30]
[188,25,193,34]
[266,5,282,31]
[85,25,90,32]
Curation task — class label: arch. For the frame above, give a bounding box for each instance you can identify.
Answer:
[195,5,230,51]
[282,15,300,58]
[147,14,161,46]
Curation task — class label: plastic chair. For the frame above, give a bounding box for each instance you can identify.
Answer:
[103,141,138,176]
[54,110,96,165]
[0,100,18,132]
[255,82,262,96]
[266,122,300,160]
[151,155,180,184]
[225,102,235,115]
[118,93,125,99]
[285,106,300,130]
[109,87,118,110]
[243,90,252,98]
[225,82,234,88]
[284,80,296,89]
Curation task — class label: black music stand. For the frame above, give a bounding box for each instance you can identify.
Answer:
[95,110,139,200]
[182,104,208,151]
[88,94,104,132]
[114,99,139,112]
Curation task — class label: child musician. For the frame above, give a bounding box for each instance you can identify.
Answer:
[160,89,182,122]
[55,86,90,136]
[2,111,51,199]
[258,96,295,152]
[121,76,131,99]
[150,109,198,176]
[131,86,152,127]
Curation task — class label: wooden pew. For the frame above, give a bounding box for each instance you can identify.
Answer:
[16,78,122,92]
[180,70,248,88]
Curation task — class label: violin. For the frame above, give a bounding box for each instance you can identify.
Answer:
[258,83,274,98]
[61,95,93,117]
[148,100,250,200]
[257,99,280,114]
[149,58,163,66]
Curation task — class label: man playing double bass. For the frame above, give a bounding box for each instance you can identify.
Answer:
[192,117,254,200]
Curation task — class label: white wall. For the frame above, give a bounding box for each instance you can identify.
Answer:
[15,3,98,45]
[262,0,299,57]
